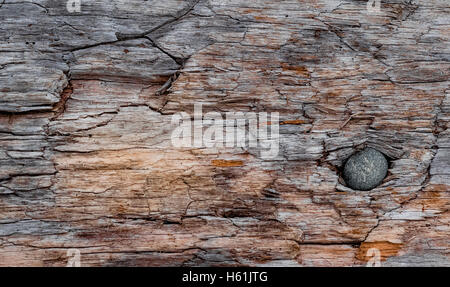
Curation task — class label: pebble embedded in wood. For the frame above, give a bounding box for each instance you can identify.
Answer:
[343,147,388,191]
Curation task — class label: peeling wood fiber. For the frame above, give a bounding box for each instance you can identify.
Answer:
[0,0,449,266]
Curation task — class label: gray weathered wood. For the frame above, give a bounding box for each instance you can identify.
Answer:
[0,0,448,266]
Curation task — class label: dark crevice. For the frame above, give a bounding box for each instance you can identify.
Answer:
[50,82,73,120]
[69,0,201,53]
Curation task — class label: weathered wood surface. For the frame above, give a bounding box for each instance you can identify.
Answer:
[0,0,449,266]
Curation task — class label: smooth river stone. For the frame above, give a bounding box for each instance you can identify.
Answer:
[343,147,388,191]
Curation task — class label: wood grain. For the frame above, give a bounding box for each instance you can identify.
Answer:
[0,0,448,266]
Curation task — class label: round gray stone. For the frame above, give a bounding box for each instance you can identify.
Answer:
[343,148,388,191]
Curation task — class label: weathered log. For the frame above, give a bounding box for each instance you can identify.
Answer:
[0,0,448,266]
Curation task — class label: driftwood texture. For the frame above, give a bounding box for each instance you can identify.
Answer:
[0,0,449,266]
